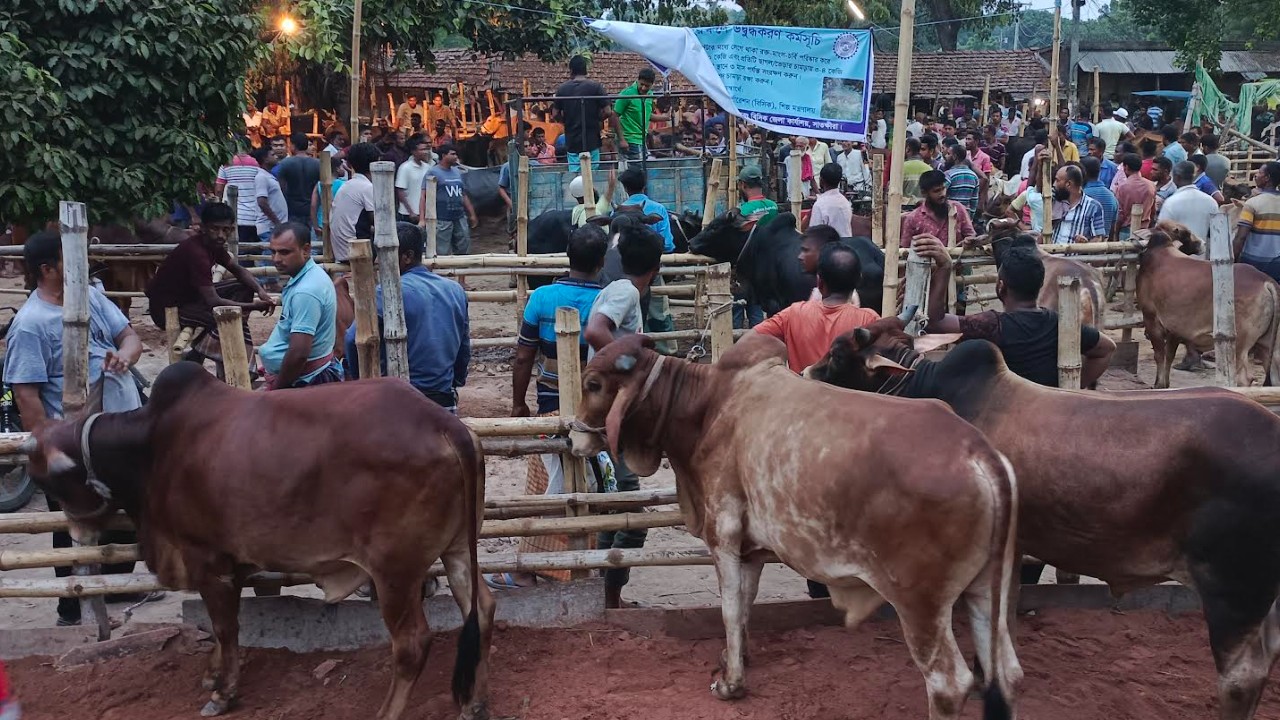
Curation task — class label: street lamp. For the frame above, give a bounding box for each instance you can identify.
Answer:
[845,0,866,21]
[278,14,299,36]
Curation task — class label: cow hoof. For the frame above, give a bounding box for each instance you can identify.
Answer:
[201,696,231,717]
[710,679,746,700]
[458,701,490,720]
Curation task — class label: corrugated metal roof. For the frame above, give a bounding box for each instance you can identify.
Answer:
[1078,50,1280,75]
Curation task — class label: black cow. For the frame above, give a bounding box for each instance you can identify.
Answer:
[461,167,505,218]
[1002,134,1037,179]
[689,212,885,315]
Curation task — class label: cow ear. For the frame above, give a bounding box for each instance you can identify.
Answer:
[45,448,78,474]
[865,354,913,375]
[914,333,963,355]
[605,383,637,459]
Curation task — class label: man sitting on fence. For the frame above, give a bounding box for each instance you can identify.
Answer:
[146,202,275,375]
[258,222,341,389]
[344,223,470,412]
[5,230,158,626]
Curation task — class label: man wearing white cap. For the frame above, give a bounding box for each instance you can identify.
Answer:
[1094,108,1133,158]
[569,172,615,228]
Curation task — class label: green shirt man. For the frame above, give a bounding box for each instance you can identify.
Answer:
[613,68,656,158]
[737,166,778,230]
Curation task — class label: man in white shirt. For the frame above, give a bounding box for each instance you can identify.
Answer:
[808,164,854,236]
[328,142,380,262]
[905,112,926,139]
[1094,108,1133,158]
[243,102,263,147]
[1021,129,1048,179]
[835,141,869,190]
[394,136,435,223]
[807,138,832,168]
[251,147,288,240]
[1157,160,1219,245]
[870,109,887,149]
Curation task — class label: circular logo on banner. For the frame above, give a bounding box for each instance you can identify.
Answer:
[834,32,861,59]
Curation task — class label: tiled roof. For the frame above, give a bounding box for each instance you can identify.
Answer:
[390,48,1050,99]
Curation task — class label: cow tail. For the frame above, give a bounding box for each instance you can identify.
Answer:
[983,452,1020,720]
[451,427,485,707]
[1265,282,1280,386]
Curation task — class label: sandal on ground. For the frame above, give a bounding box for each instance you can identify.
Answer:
[484,572,535,590]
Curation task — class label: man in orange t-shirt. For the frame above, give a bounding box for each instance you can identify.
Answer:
[754,242,881,373]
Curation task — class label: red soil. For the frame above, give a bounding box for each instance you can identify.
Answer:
[8,608,1274,720]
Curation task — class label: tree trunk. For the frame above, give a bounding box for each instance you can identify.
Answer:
[925,0,961,50]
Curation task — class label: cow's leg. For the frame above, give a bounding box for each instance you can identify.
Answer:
[709,512,749,700]
[1151,325,1178,389]
[197,578,242,717]
[371,566,434,720]
[1197,588,1280,719]
[443,546,496,720]
[897,601,974,720]
[736,558,765,668]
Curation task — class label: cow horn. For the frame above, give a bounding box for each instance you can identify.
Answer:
[615,354,637,372]
[897,304,918,326]
[853,327,872,349]
[18,435,38,455]
[46,448,78,474]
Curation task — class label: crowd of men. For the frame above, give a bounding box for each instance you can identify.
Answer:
[10,55,1278,614]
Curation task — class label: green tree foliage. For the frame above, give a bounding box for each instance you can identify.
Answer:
[0,1,260,227]
[1128,0,1277,70]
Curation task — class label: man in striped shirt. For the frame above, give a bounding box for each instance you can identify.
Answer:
[1081,156,1119,239]
[214,157,263,246]
[1235,161,1280,282]
[1052,164,1107,244]
[943,144,981,215]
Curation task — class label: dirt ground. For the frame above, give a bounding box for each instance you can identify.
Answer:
[10,608,1277,719]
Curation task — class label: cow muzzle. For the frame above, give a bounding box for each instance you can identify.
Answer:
[568,429,605,457]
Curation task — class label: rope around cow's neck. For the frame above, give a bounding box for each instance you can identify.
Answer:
[62,412,115,525]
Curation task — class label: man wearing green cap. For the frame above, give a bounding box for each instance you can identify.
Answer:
[737,165,778,230]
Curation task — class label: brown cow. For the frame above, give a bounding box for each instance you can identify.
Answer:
[20,363,493,720]
[976,219,1104,327]
[1137,222,1280,387]
[90,219,191,313]
[569,334,1021,719]
[808,320,1280,720]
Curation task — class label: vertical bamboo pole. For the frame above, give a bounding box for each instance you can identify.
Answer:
[1121,261,1137,343]
[516,156,530,318]
[1057,275,1082,389]
[213,307,252,389]
[1020,101,1029,136]
[578,154,596,209]
[349,239,379,379]
[284,81,292,133]
[386,93,394,123]
[371,161,409,380]
[727,115,739,194]
[164,307,181,365]
[883,0,918,316]
[423,176,438,259]
[1129,203,1144,235]
[1041,157,1054,242]
[349,0,363,136]
[60,200,110,642]
[319,150,334,262]
[312,110,319,135]
[1092,67,1101,123]
[787,154,803,218]
[1209,210,1238,386]
[554,307,590,571]
[981,76,990,124]
[707,263,735,362]
[871,153,885,248]
[903,250,931,336]
[702,158,724,228]
[1049,0,1062,141]
[946,204,959,311]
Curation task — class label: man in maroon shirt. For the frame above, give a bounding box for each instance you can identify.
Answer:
[146,202,274,373]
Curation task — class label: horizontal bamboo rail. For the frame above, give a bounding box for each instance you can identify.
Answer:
[0,547,730,598]
[0,508,684,553]
[470,327,749,350]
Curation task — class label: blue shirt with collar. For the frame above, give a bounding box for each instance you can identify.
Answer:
[1083,180,1119,234]
[1098,158,1119,188]
[621,193,674,252]
[259,258,337,379]
[343,266,470,394]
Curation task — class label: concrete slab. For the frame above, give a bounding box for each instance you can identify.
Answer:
[0,625,97,660]
[182,578,605,652]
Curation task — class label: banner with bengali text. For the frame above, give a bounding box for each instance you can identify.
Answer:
[587,20,875,141]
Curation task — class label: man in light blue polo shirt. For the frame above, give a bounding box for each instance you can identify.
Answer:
[259,222,341,389]
[617,167,674,252]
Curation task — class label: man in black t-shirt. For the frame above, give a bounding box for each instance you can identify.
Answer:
[275,131,321,228]
[554,55,625,171]
[913,234,1115,388]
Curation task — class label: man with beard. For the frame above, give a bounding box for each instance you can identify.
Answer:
[1051,163,1107,244]
[899,170,975,248]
